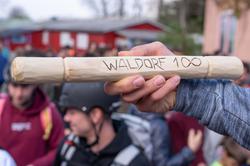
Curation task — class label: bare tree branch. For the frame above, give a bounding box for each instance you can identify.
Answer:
[118,0,125,17]
[8,6,30,19]
[80,0,101,16]
[101,0,108,17]
[133,0,143,17]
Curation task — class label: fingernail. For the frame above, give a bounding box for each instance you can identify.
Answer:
[154,76,165,87]
[133,77,145,88]
[173,76,181,85]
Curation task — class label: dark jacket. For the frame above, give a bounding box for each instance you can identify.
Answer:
[130,106,196,166]
[54,121,150,166]
[0,54,7,84]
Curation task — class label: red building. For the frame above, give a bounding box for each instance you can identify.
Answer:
[0,18,165,53]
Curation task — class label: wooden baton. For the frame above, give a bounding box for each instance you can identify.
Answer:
[11,56,243,83]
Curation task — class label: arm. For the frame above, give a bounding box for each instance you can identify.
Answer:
[150,119,195,166]
[175,79,250,149]
[31,106,65,166]
[150,119,171,166]
[104,42,250,149]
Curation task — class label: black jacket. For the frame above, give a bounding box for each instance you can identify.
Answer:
[54,122,150,166]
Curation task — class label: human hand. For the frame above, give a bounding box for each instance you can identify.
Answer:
[105,42,181,113]
[188,129,203,153]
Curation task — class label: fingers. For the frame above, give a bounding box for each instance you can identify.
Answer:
[105,74,180,113]
[121,75,180,103]
[189,129,195,138]
[104,75,145,95]
[189,129,203,140]
[197,163,207,166]
[136,92,176,113]
[196,130,203,141]
[118,41,174,57]
[188,129,203,153]
[122,75,180,112]
[150,75,180,101]
[122,75,166,103]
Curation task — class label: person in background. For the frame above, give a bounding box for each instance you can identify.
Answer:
[85,42,99,57]
[0,68,64,166]
[211,137,248,166]
[129,106,203,166]
[166,112,206,166]
[55,82,150,166]
[0,38,10,60]
[0,38,8,88]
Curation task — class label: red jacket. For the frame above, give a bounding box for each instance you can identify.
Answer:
[166,112,206,166]
[0,88,64,166]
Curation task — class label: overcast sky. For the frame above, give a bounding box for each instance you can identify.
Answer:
[0,0,176,21]
[0,0,95,20]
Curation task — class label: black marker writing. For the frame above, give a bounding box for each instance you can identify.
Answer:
[103,57,167,71]
[173,57,202,68]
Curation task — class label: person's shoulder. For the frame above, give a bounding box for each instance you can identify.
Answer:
[46,101,63,120]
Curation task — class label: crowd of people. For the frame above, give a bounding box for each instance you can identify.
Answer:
[0,38,250,166]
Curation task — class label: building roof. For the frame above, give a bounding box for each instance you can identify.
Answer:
[40,18,166,32]
[0,19,41,37]
[117,29,164,40]
[0,18,166,37]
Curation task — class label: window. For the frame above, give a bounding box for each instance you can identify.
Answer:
[76,33,89,49]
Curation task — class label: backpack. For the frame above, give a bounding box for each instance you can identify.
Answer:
[59,113,152,166]
[0,149,16,166]
[111,113,153,161]
[60,132,143,166]
[0,94,53,141]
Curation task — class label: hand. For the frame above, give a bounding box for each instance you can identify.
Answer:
[197,163,206,166]
[188,129,203,153]
[105,41,181,113]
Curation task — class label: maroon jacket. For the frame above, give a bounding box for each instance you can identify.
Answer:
[0,88,64,166]
[166,112,206,166]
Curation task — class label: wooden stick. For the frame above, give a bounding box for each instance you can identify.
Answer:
[11,56,243,83]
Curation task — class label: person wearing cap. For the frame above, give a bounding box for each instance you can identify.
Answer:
[0,67,65,166]
[54,82,150,166]
[104,41,250,150]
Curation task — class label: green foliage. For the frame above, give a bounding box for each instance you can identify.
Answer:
[159,22,201,55]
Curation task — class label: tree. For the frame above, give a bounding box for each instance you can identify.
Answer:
[80,0,146,18]
[8,6,30,19]
[158,0,205,55]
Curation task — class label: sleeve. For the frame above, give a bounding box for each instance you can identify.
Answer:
[150,119,171,166]
[166,147,195,166]
[31,105,65,166]
[175,79,250,149]
[150,119,195,166]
